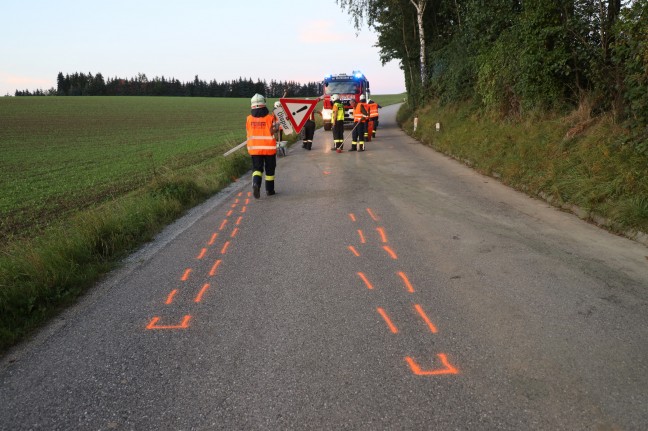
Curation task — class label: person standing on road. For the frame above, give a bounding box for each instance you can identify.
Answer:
[368,99,381,138]
[351,95,369,152]
[247,94,278,198]
[331,94,345,152]
[302,104,321,151]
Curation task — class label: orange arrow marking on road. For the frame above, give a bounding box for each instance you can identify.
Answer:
[405,354,459,376]
[146,315,192,330]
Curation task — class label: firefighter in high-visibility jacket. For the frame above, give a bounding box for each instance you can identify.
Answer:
[331,94,345,151]
[351,95,369,151]
[247,93,278,199]
[368,99,381,138]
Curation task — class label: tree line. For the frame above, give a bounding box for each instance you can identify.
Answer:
[338,0,647,136]
[14,72,320,98]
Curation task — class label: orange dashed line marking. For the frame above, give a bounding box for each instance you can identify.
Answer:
[349,213,356,222]
[414,304,438,333]
[208,233,218,245]
[209,259,222,276]
[221,241,231,255]
[367,208,379,221]
[235,216,243,225]
[323,171,331,175]
[234,198,240,204]
[146,315,192,330]
[241,206,247,213]
[181,268,192,281]
[383,245,398,260]
[226,210,233,217]
[348,245,360,257]
[245,198,250,205]
[196,248,207,260]
[377,307,399,333]
[397,271,415,293]
[376,227,388,243]
[219,219,228,231]
[357,272,374,290]
[247,191,251,197]
[231,227,239,238]
[237,192,243,197]
[357,229,366,244]
[194,283,211,303]
[231,204,237,208]
[165,289,178,305]
[405,354,459,376]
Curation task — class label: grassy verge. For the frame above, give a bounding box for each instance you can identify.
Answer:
[397,100,648,239]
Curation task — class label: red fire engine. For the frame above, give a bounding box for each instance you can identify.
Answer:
[321,71,370,130]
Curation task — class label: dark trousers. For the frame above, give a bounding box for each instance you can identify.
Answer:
[333,121,344,148]
[251,154,276,192]
[352,121,366,143]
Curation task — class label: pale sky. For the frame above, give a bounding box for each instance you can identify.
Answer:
[0,0,406,96]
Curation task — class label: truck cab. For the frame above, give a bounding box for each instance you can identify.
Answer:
[321,71,370,130]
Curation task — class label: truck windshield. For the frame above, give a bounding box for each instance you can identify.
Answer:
[325,82,357,95]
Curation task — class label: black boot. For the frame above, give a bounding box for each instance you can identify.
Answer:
[307,142,312,150]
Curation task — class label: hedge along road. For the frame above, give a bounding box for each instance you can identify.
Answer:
[1,105,647,430]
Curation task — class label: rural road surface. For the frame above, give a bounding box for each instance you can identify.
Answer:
[1,105,647,430]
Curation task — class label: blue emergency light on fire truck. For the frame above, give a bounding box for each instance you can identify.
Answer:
[321,71,370,131]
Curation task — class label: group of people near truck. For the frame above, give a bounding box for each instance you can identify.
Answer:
[331,93,380,153]
[244,93,380,198]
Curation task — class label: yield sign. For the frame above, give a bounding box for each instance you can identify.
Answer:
[279,98,319,133]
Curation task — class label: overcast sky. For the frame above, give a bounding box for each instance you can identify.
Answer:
[0,0,406,96]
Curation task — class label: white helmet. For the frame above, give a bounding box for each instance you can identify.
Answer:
[331,94,339,102]
[274,101,281,109]
[251,93,266,108]
[359,94,366,101]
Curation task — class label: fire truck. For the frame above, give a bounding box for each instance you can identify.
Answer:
[321,71,370,130]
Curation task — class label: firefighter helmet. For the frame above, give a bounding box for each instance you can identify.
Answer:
[359,95,366,101]
[274,101,281,109]
[331,94,340,102]
[251,93,266,108]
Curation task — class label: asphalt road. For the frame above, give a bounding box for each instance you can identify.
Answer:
[1,105,647,430]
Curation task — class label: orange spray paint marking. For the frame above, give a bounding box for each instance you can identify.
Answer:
[245,198,250,205]
[241,206,247,213]
[208,233,218,245]
[377,307,399,333]
[219,219,228,231]
[397,271,415,293]
[230,204,237,209]
[383,246,398,260]
[146,315,192,330]
[357,272,374,290]
[348,246,360,257]
[221,241,231,255]
[235,216,243,225]
[366,208,379,222]
[234,198,240,204]
[323,171,331,175]
[405,354,459,376]
[357,230,366,244]
[194,283,211,303]
[181,268,192,281]
[238,192,243,197]
[226,210,233,217]
[165,289,179,305]
[349,213,356,222]
[231,228,239,238]
[376,227,388,243]
[247,191,251,197]
[196,248,207,260]
[414,304,438,333]
[209,259,222,276]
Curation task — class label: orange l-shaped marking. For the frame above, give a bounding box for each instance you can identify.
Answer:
[146,315,192,330]
[405,354,459,376]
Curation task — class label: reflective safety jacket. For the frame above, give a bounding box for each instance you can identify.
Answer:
[246,114,277,155]
[353,103,369,122]
[368,102,379,118]
[332,101,345,123]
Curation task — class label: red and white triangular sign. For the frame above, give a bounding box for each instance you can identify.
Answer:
[279,98,319,133]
